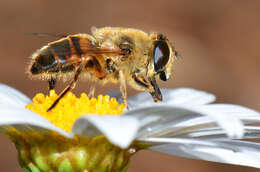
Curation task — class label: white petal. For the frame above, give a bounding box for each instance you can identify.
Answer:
[128,88,216,109]
[124,104,244,139]
[179,126,260,139]
[204,104,260,119]
[164,104,260,138]
[178,105,244,139]
[175,104,260,127]
[175,128,227,139]
[72,115,140,149]
[145,137,260,168]
[243,126,260,139]
[0,84,31,108]
[0,107,72,138]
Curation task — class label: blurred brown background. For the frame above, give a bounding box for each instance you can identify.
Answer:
[0,0,260,171]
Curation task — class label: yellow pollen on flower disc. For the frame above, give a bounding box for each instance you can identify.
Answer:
[25,90,125,133]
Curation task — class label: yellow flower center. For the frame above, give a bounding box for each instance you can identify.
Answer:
[25,90,125,132]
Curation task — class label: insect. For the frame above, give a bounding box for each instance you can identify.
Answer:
[27,27,176,111]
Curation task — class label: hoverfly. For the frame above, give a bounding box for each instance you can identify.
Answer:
[27,27,176,111]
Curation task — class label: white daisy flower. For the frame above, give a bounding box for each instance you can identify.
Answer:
[0,83,260,172]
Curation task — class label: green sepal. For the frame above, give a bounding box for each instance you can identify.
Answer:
[14,134,136,172]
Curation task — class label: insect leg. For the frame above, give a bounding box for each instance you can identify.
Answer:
[148,77,162,102]
[131,72,162,102]
[48,78,56,91]
[132,74,150,91]
[88,80,96,98]
[47,62,85,112]
[119,70,128,109]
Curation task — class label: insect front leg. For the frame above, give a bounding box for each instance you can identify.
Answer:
[131,74,150,91]
[131,73,162,102]
[47,61,86,112]
[147,76,162,102]
[119,70,128,109]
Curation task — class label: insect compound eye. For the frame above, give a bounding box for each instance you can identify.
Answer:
[153,41,170,73]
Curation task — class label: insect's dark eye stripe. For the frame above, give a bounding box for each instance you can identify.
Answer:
[153,41,170,73]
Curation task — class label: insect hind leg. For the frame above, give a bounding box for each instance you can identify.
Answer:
[47,62,85,112]
[48,78,56,91]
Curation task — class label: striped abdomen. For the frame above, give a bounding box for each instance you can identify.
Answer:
[29,35,104,78]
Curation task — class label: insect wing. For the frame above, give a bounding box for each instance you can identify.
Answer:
[49,37,124,61]
[25,32,68,38]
